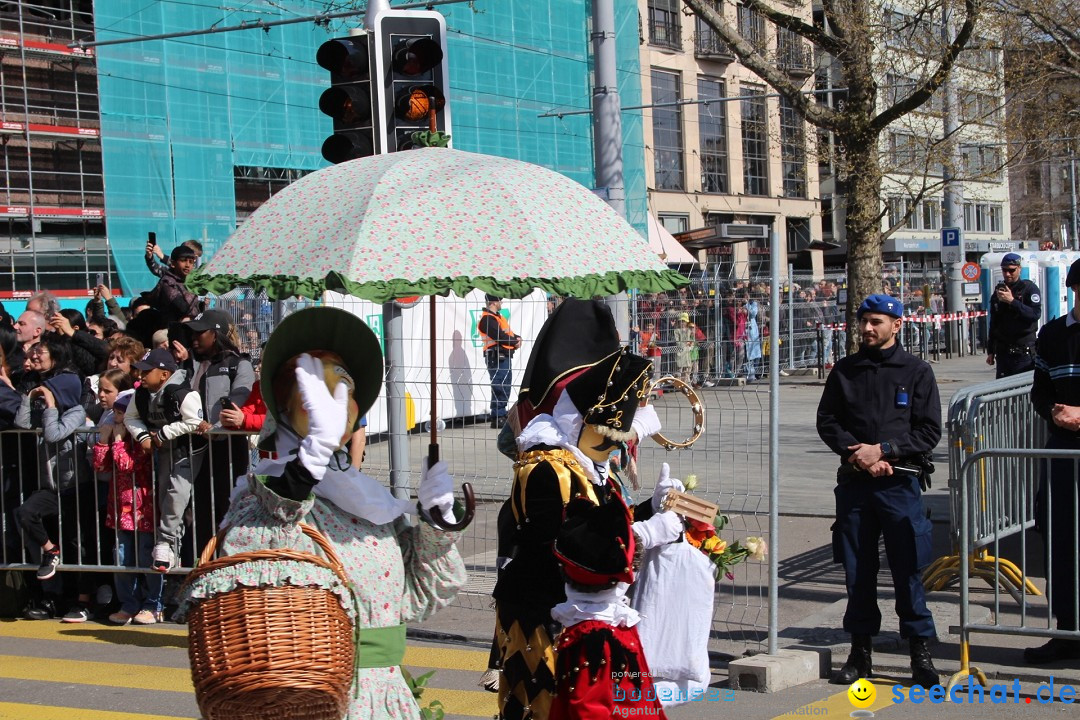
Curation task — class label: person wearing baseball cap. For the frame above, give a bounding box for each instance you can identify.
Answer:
[817,293,942,687]
[180,308,256,555]
[1025,257,1080,664]
[988,252,1042,378]
[124,347,204,574]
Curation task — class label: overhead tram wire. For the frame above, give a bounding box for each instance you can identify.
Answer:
[69,0,475,49]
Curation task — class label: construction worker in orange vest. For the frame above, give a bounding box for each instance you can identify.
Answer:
[478,294,521,429]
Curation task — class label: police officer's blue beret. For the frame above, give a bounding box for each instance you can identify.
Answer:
[1000,253,1022,267]
[857,294,903,319]
[1067,259,1080,287]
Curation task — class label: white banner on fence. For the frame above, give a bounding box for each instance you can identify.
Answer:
[322,289,551,435]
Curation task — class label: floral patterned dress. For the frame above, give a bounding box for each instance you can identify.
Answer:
[178,474,467,720]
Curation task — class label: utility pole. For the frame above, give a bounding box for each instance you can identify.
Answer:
[941,20,965,349]
[1070,149,1078,251]
[591,0,630,339]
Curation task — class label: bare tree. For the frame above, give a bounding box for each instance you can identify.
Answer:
[684,0,978,342]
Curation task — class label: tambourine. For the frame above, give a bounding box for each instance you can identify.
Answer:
[646,375,705,450]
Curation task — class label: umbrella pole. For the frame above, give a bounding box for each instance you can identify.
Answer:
[424,293,476,532]
[429,294,439,463]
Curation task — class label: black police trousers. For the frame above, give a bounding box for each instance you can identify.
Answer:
[832,472,936,638]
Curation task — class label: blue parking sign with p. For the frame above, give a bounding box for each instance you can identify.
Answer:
[941,227,962,263]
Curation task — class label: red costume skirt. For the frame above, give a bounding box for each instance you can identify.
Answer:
[549,620,667,720]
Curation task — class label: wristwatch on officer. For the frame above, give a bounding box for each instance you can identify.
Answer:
[880,441,895,459]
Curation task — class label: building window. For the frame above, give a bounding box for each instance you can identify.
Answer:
[961,144,1002,181]
[737,4,768,53]
[693,1,731,59]
[698,77,728,194]
[741,85,768,196]
[921,199,941,230]
[1026,169,1042,196]
[652,69,685,191]
[787,217,811,253]
[821,196,834,236]
[962,202,1004,233]
[779,96,806,198]
[659,214,689,233]
[889,132,943,176]
[648,0,682,50]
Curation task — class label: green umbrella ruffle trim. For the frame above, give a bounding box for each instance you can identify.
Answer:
[188,268,689,303]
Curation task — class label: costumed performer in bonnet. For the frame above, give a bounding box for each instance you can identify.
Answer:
[549,499,667,720]
[177,307,467,720]
[492,298,684,720]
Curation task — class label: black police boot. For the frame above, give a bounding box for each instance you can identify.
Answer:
[830,634,873,684]
[909,636,940,687]
[1023,638,1080,665]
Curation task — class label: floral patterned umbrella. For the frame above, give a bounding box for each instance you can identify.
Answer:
[189,147,687,301]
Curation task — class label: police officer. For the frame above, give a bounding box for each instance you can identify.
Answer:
[987,253,1041,378]
[816,294,942,687]
[478,294,521,429]
[1026,258,1080,664]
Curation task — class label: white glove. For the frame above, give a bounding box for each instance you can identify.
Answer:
[631,404,661,440]
[418,458,456,523]
[633,510,683,550]
[295,353,349,481]
[651,462,685,512]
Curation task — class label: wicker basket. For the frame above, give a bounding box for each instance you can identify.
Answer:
[183,523,355,720]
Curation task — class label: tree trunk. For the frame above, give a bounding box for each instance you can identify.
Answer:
[837,131,884,355]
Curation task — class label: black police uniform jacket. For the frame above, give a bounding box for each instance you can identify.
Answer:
[816,341,942,463]
[988,279,1041,355]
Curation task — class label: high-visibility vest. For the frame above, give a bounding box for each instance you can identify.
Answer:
[479,310,516,352]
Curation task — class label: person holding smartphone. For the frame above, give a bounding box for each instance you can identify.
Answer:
[987,253,1041,378]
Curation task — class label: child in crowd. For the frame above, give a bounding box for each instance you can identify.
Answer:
[95,388,162,625]
[13,336,91,621]
[123,348,205,572]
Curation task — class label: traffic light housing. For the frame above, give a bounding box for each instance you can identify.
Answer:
[316,34,377,164]
[373,10,452,152]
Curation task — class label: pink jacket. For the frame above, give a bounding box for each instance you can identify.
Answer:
[93,438,155,533]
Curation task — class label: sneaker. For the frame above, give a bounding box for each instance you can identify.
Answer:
[108,611,134,626]
[151,542,175,573]
[36,548,60,580]
[779,369,791,377]
[23,599,56,621]
[133,609,159,625]
[61,605,91,623]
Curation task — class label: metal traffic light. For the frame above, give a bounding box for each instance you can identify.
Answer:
[372,10,452,152]
[316,34,377,163]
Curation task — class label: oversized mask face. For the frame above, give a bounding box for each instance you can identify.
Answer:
[577,424,621,463]
[277,350,360,448]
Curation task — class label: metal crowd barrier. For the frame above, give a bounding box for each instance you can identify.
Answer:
[1,428,251,581]
[922,372,1044,602]
[814,310,987,378]
[951,448,1080,690]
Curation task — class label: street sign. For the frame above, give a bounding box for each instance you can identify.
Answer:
[961,262,981,281]
[941,226,962,264]
[963,282,981,295]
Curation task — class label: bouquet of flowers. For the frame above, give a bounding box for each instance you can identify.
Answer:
[683,514,768,580]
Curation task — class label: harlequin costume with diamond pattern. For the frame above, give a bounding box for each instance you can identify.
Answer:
[492,299,665,720]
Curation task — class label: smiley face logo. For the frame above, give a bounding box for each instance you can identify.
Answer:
[847,679,876,708]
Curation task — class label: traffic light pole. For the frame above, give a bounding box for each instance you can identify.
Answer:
[591,0,630,340]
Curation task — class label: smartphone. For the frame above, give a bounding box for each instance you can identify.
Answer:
[167,321,191,348]
[95,272,104,288]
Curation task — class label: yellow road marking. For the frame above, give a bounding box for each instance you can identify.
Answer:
[0,620,488,670]
[0,655,192,693]
[0,702,190,720]
[0,654,495,717]
[771,684,905,719]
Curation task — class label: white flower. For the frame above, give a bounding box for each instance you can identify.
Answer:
[744,536,768,561]
[684,474,698,491]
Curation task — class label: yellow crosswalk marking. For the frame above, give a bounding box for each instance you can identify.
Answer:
[0,702,190,720]
[771,683,905,719]
[0,652,495,717]
[0,622,488,671]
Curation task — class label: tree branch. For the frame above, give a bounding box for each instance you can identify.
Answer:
[739,0,847,57]
[871,0,979,131]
